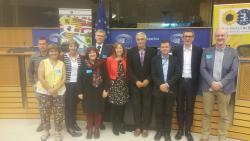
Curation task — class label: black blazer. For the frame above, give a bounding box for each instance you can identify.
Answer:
[172,45,203,92]
[77,61,108,113]
[98,44,113,59]
[151,54,181,96]
[127,46,157,84]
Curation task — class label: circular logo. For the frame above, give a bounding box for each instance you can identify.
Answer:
[222,10,237,25]
[237,9,250,25]
[170,33,183,45]
[49,33,60,43]
[115,34,133,49]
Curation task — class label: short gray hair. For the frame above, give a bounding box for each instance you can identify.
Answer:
[95,29,106,36]
[136,32,147,40]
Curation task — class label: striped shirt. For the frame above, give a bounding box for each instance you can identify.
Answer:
[63,53,82,83]
[213,47,225,81]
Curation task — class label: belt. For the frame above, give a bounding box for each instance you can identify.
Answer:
[181,77,192,81]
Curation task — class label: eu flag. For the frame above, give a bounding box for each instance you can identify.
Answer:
[95,0,110,42]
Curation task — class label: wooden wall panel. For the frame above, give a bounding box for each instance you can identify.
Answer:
[0,27,32,47]
[0,56,20,86]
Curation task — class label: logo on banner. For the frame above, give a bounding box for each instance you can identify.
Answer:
[170,33,183,45]
[115,34,133,49]
[220,8,250,34]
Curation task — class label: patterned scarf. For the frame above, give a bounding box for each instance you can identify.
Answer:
[85,59,103,87]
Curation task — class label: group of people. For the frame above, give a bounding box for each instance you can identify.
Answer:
[28,28,239,141]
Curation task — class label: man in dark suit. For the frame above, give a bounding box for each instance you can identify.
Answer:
[173,29,203,141]
[94,29,112,60]
[152,40,181,141]
[94,29,112,130]
[199,29,238,141]
[127,32,157,137]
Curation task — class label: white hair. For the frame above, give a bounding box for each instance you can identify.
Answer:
[136,32,147,40]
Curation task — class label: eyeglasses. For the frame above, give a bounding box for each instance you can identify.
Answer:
[183,36,194,38]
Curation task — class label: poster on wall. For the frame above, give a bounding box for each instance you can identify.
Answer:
[213,3,250,48]
[59,8,92,53]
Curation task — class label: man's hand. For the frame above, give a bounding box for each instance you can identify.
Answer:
[78,94,83,100]
[160,83,169,93]
[136,81,143,88]
[142,79,150,87]
[211,81,222,91]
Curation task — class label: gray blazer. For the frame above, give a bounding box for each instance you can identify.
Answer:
[200,46,239,94]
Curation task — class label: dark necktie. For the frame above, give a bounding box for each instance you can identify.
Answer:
[97,46,101,53]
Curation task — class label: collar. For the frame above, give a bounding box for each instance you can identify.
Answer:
[96,43,103,47]
[161,54,169,60]
[183,44,192,51]
[138,46,146,51]
[66,52,79,58]
[39,51,47,57]
[215,46,226,52]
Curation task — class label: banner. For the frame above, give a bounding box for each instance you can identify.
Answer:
[32,28,211,51]
[110,28,211,49]
[59,8,92,51]
[213,3,250,48]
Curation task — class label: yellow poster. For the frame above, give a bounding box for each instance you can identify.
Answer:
[213,3,250,48]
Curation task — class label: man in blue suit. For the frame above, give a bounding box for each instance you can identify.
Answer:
[199,29,239,141]
[151,40,181,141]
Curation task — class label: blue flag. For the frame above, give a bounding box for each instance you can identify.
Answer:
[95,0,110,42]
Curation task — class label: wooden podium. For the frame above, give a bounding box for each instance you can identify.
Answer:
[232,57,250,140]
[236,58,250,100]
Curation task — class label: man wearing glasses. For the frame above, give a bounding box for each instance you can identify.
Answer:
[173,29,203,141]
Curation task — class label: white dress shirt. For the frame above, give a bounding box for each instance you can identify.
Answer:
[182,45,192,78]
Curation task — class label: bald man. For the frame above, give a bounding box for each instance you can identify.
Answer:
[199,29,239,141]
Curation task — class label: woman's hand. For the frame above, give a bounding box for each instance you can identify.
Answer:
[102,90,108,98]
[48,88,58,96]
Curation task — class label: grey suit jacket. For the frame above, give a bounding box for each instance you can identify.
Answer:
[200,46,239,94]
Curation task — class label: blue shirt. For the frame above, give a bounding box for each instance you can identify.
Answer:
[162,56,169,83]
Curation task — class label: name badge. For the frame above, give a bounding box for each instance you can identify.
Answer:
[206,54,213,60]
[86,69,93,74]
[55,69,61,75]
[101,54,107,59]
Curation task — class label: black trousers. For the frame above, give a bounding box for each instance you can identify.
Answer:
[155,93,175,134]
[110,104,125,129]
[131,85,152,129]
[176,78,196,131]
[65,83,79,129]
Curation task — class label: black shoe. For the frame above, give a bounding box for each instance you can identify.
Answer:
[175,129,184,140]
[112,126,119,136]
[67,128,82,137]
[164,134,171,141]
[100,122,106,130]
[119,127,125,134]
[154,131,162,141]
[73,123,82,131]
[37,123,43,132]
[185,131,194,141]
